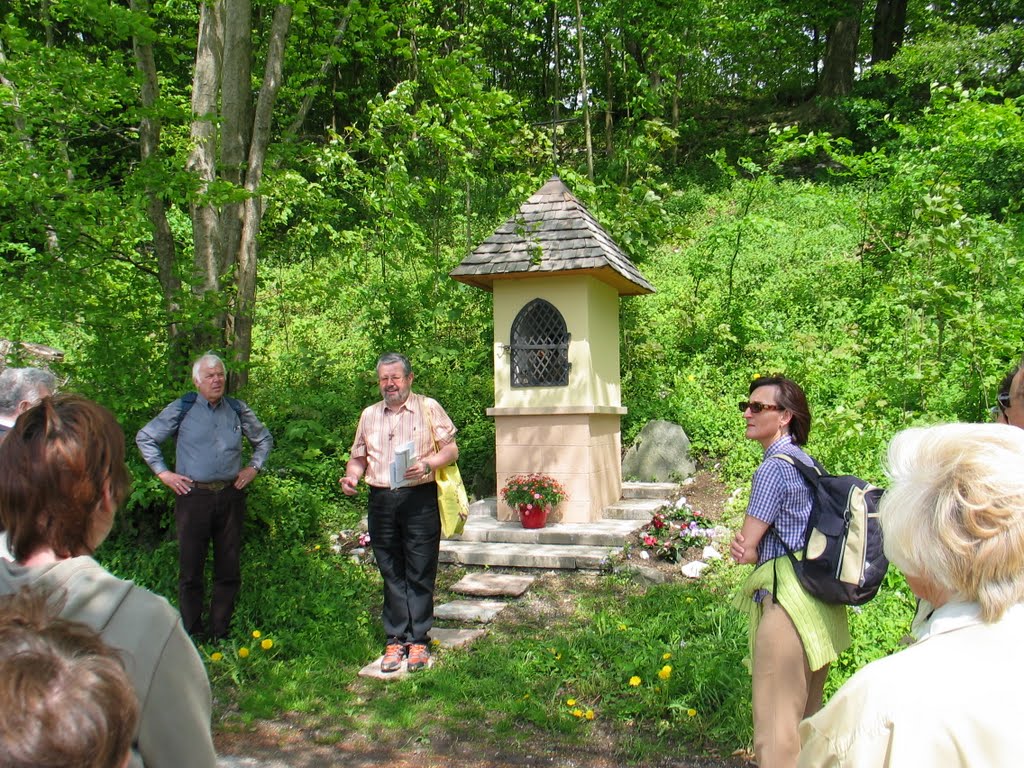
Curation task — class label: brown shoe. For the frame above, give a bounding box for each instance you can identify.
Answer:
[380,642,406,673]
[406,642,430,672]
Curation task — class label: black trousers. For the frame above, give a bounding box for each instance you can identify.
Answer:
[367,482,441,645]
[174,485,245,638]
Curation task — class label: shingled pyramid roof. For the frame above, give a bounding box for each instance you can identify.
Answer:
[450,177,655,296]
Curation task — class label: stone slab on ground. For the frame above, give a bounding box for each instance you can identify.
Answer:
[450,572,536,597]
[432,626,487,648]
[218,758,290,768]
[439,540,618,570]
[357,653,435,680]
[433,598,508,623]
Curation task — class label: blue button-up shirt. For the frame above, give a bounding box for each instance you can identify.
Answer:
[746,435,814,565]
[136,394,273,482]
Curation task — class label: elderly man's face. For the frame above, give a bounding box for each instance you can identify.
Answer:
[195,362,226,405]
[378,362,413,409]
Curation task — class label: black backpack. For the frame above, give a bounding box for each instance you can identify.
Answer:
[770,454,888,606]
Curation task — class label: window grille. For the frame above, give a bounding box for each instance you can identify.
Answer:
[510,299,570,387]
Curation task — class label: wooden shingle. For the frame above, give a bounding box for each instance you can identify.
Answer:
[450,177,655,295]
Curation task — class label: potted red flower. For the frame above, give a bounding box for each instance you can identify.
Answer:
[500,473,568,529]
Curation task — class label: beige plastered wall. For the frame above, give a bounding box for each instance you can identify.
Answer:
[488,275,624,523]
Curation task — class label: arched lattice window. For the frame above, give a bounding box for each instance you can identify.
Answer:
[510,299,570,387]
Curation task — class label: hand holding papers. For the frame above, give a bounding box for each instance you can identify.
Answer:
[390,440,416,489]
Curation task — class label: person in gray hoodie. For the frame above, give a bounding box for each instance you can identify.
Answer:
[0,394,217,768]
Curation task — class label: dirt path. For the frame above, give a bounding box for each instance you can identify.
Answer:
[215,721,750,768]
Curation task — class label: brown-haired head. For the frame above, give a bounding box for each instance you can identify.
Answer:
[0,586,139,768]
[0,394,130,561]
[748,375,812,445]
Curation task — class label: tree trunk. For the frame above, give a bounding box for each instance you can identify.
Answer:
[231,4,292,390]
[871,0,907,64]
[219,0,252,286]
[603,36,613,158]
[131,0,187,374]
[188,1,224,303]
[818,1,864,99]
[574,0,593,181]
[285,0,355,140]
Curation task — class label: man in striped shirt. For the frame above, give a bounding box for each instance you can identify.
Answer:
[340,353,459,672]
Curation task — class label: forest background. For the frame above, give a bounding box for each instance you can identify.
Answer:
[2,0,1023,757]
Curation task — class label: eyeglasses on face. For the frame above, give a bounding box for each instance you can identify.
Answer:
[378,375,407,384]
[738,401,784,414]
[998,392,1012,410]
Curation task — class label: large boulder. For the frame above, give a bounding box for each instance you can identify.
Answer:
[621,419,696,483]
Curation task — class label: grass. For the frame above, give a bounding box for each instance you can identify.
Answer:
[195,485,914,764]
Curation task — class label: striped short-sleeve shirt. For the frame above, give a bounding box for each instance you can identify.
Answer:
[350,393,457,489]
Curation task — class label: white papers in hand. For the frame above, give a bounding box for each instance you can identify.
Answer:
[390,441,416,489]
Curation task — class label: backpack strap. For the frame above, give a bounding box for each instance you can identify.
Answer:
[765,452,822,601]
[769,452,824,487]
[173,392,243,434]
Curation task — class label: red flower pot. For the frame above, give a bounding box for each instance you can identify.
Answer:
[518,503,549,529]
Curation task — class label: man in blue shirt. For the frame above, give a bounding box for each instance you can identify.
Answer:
[136,354,273,640]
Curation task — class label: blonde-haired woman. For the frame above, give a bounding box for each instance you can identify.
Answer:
[799,423,1024,767]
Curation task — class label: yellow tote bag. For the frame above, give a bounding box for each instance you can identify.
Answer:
[424,396,469,538]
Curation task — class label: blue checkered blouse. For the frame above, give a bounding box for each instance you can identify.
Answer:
[746,435,814,566]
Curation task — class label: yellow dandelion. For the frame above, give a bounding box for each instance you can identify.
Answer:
[571,708,583,718]
[252,630,262,639]
[210,652,223,662]
[555,653,562,660]
[261,638,273,650]
[617,623,627,631]
[687,708,697,717]
[658,665,672,680]
[585,709,595,720]
[566,698,576,707]
[238,647,250,658]
[662,652,672,660]
[314,544,321,550]
[522,694,530,700]
[751,372,762,380]
[431,638,441,646]
[687,374,696,382]
[629,676,642,687]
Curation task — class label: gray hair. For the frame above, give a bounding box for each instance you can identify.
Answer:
[376,353,412,377]
[0,368,57,416]
[881,423,1024,623]
[191,353,226,384]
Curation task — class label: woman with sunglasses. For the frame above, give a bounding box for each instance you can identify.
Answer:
[729,376,850,768]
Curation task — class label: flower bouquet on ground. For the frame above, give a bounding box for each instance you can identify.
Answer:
[501,473,568,528]
[639,500,715,563]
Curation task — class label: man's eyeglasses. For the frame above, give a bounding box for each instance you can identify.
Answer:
[738,401,785,414]
[998,392,1011,410]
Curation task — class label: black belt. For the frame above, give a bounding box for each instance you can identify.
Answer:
[192,480,232,492]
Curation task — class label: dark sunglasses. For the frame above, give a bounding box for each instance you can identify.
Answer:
[998,392,1011,410]
[738,401,785,414]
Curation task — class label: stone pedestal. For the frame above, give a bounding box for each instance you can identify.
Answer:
[490,406,624,523]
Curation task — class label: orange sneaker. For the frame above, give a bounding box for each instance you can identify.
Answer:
[406,642,431,672]
[380,642,406,673]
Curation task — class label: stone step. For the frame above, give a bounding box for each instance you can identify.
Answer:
[434,598,509,623]
[450,572,537,597]
[439,540,618,570]
[622,481,681,500]
[602,497,667,520]
[452,516,643,547]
